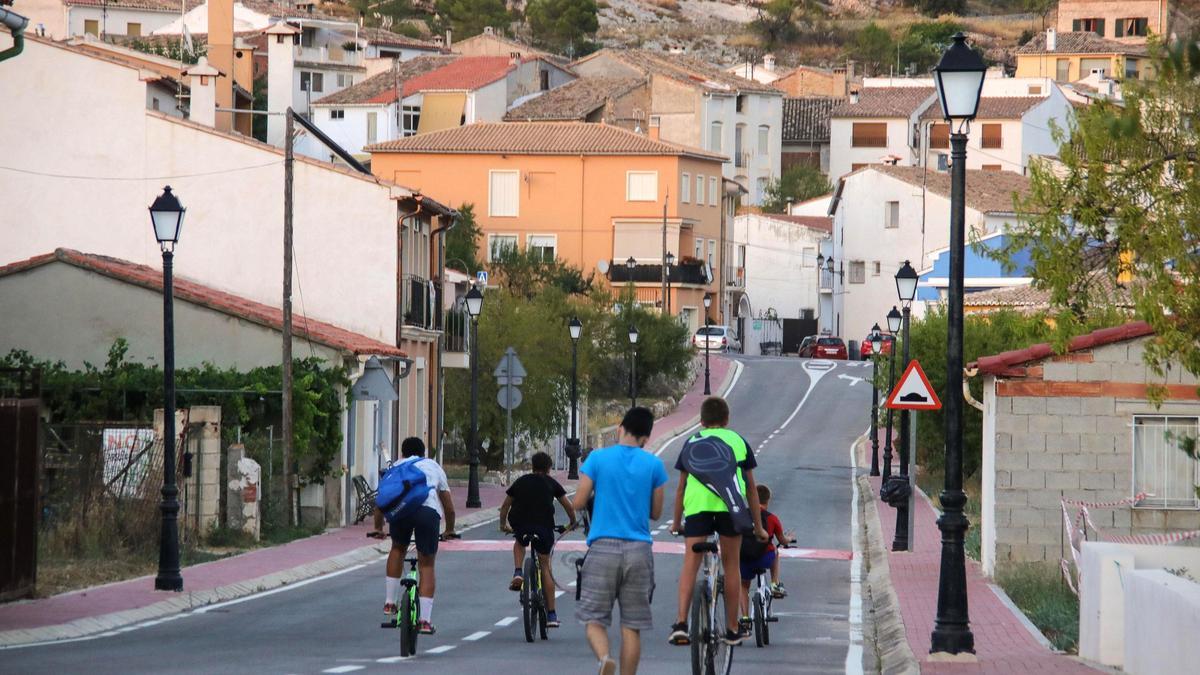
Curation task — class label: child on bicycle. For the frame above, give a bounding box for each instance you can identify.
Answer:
[499,451,577,627]
[738,484,793,626]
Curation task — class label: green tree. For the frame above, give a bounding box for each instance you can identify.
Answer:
[750,0,800,50]
[436,0,512,40]
[852,22,896,76]
[525,0,599,54]
[898,20,963,75]
[761,164,832,213]
[913,0,964,16]
[445,203,484,275]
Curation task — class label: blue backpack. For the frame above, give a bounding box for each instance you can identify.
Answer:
[377,458,432,524]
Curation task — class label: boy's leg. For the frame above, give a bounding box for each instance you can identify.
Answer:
[740,579,752,618]
[585,623,611,662]
[513,540,525,570]
[619,627,641,674]
[718,534,743,632]
[771,554,781,584]
[538,552,556,612]
[675,539,705,624]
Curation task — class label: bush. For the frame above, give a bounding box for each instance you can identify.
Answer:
[996,563,1079,651]
[762,165,832,213]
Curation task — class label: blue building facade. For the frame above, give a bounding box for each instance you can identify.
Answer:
[917,233,1034,302]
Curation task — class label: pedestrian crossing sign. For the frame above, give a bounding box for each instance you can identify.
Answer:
[885,360,942,410]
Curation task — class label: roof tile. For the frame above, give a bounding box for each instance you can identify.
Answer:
[782,97,837,143]
[920,96,1048,121]
[504,77,646,121]
[313,56,457,106]
[576,49,781,95]
[859,164,1031,215]
[1016,31,1147,56]
[973,321,1152,375]
[831,87,935,119]
[403,55,517,93]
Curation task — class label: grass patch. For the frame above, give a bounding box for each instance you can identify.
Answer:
[261,522,325,547]
[996,563,1079,652]
[916,467,981,560]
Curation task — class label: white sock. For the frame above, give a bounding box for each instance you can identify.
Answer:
[419,597,434,622]
[385,577,400,604]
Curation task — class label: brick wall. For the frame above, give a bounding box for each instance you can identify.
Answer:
[991,336,1200,567]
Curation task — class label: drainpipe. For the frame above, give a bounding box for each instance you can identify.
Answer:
[429,202,460,465]
[0,9,30,64]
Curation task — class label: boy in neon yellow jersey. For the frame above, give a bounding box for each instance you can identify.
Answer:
[669,397,768,646]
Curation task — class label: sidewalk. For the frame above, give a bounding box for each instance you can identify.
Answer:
[859,433,1100,673]
[0,355,736,647]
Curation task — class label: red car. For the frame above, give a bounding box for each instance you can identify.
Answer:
[811,336,848,360]
[859,334,896,360]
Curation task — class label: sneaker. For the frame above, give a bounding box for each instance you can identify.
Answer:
[771,582,788,598]
[598,657,617,675]
[739,616,752,636]
[668,622,690,645]
[546,611,560,628]
[722,629,744,646]
[417,620,436,635]
[383,602,397,616]
[509,575,523,592]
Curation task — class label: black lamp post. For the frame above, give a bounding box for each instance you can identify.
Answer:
[628,325,639,407]
[664,251,676,314]
[868,323,882,477]
[566,317,582,479]
[150,185,185,592]
[464,285,484,508]
[893,261,919,551]
[930,32,985,656]
[880,308,899,481]
[702,294,712,395]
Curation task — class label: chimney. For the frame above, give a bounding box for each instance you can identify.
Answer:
[484,26,494,36]
[208,0,236,131]
[445,29,452,49]
[845,60,856,97]
[509,51,521,67]
[763,53,776,72]
[849,89,859,104]
[185,57,222,128]
[1046,28,1056,51]
[265,22,300,148]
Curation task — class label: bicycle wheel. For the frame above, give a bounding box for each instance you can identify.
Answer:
[753,593,766,648]
[713,576,733,675]
[689,578,709,675]
[399,587,418,657]
[762,592,772,646]
[522,555,537,643]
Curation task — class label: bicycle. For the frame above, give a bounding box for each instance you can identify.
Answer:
[518,525,568,643]
[744,542,791,648]
[688,538,734,675]
[369,531,461,657]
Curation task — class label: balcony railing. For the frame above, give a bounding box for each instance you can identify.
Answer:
[295,45,363,65]
[819,270,834,293]
[725,266,744,288]
[402,275,433,329]
[443,307,468,353]
[609,261,711,285]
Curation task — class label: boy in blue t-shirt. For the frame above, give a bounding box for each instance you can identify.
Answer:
[572,407,668,675]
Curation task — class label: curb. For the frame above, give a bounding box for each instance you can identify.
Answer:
[0,507,500,648]
[854,435,920,675]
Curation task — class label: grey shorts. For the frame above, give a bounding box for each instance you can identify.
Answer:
[575,538,655,631]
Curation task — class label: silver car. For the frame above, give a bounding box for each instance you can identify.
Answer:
[692,325,740,352]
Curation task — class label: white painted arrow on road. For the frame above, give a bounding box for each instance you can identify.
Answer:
[838,373,864,386]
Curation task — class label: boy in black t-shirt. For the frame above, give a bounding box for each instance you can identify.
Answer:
[499,451,577,627]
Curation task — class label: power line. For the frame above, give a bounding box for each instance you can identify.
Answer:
[0,160,282,181]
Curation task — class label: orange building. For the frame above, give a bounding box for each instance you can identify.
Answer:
[368,122,730,329]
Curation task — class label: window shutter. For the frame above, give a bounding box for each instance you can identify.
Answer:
[1072,19,1081,31]
[852,123,888,148]
[1096,19,1105,36]
[981,124,1002,149]
[490,171,519,216]
[1115,19,1124,37]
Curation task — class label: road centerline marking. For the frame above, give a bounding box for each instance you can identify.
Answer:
[426,645,457,654]
[495,616,518,626]
[462,631,490,641]
[322,666,364,673]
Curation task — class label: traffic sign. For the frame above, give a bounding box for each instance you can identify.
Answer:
[476,270,488,286]
[493,347,527,386]
[885,360,942,410]
[497,386,522,410]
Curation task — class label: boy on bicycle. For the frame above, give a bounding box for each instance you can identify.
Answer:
[499,451,577,627]
[738,484,794,628]
[670,397,768,647]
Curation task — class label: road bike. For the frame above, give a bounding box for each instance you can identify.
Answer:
[689,538,734,675]
[519,525,567,643]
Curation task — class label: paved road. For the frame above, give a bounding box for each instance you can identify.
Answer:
[0,356,873,674]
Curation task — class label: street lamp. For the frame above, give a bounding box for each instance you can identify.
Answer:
[893,261,918,551]
[868,323,882,477]
[628,324,639,407]
[702,294,712,395]
[464,285,484,508]
[930,31,985,656]
[879,306,901,483]
[149,185,185,592]
[566,317,583,480]
[626,256,637,271]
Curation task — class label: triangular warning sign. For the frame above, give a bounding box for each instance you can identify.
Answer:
[885,360,942,411]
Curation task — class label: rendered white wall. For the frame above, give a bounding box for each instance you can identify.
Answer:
[1123,569,1200,675]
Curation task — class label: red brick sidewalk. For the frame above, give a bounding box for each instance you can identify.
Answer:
[647,355,731,446]
[866,450,1099,672]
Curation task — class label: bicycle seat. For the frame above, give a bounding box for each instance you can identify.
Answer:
[692,542,719,554]
[405,557,418,564]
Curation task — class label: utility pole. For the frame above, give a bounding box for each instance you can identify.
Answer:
[661,196,668,316]
[282,108,295,526]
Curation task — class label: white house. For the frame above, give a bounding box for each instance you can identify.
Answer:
[724,53,783,85]
[825,164,1030,342]
[827,86,936,179]
[16,0,197,40]
[572,49,784,205]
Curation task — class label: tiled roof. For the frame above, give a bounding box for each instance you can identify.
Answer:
[963,275,1133,310]
[920,96,1047,121]
[1016,31,1147,56]
[402,56,519,93]
[831,87,935,118]
[0,250,405,358]
[760,214,833,233]
[972,321,1152,375]
[312,56,457,105]
[576,49,781,95]
[241,0,351,24]
[366,121,726,161]
[782,97,837,143]
[65,0,202,11]
[351,26,443,50]
[867,164,1031,215]
[504,77,645,121]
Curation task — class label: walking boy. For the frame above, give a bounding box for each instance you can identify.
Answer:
[573,408,668,675]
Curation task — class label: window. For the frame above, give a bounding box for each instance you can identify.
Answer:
[872,261,881,276]
[151,98,160,111]
[300,71,325,92]
[330,109,345,120]
[736,95,746,113]
[757,125,769,155]
[366,112,377,145]
[848,261,866,284]
[527,235,556,262]
[1056,59,1071,82]
[936,154,949,171]
[1133,416,1200,508]
[127,22,141,37]
[696,175,704,205]
[1072,18,1106,36]
[884,201,899,228]
[1125,58,1139,80]
[1080,58,1110,77]
[489,171,520,217]
[1027,85,1042,95]
[754,176,768,204]
[709,121,723,152]
[487,234,518,262]
[981,123,1002,149]
[1115,18,1149,38]
[336,73,350,88]
[626,171,658,202]
[401,105,420,137]
[734,124,745,159]
[709,176,718,206]
[981,164,1002,172]
[929,123,949,149]
[300,27,316,48]
[694,238,702,260]
[802,247,816,268]
[852,123,887,148]
[84,19,99,36]
[539,70,550,91]
[707,239,716,267]
[681,173,690,203]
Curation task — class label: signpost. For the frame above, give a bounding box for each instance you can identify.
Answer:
[494,348,526,479]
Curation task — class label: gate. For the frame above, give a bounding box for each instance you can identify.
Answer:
[782,317,818,354]
[1,369,40,601]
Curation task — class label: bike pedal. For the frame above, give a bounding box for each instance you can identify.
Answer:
[380,621,397,629]
[766,617,779,623]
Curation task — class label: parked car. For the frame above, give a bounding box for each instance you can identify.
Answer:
[797,335,816,358]
[692,325,740,352]
[802,336,847,359]
[859,333,896,360]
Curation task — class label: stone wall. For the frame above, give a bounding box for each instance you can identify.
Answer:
[991,336,1200,567]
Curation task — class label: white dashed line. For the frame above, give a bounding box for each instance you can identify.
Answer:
[426,645,457,654]
[495,616,519,626]
[376,656,409,663]
[462,631,491,641]
[568,580,577,587]
[323,666,364,673]
[555,590,565,598]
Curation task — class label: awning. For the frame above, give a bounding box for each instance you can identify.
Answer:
[416,93,467,135]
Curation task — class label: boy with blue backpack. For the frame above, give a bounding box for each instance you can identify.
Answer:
[370,437,455,635]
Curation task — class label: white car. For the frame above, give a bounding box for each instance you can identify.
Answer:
[692,325,740,352]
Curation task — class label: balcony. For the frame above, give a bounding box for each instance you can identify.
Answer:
[294,44,363,66]
[734,151,751,168]
[819,269,834,293]
[441,306,469,369]
[402,275,433,329]
[609,261,711,286]
[725,266,744,288]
